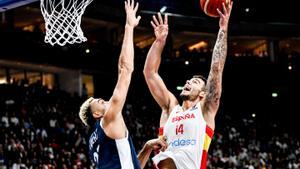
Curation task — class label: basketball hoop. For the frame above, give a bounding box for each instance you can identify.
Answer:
[40,0,93,46]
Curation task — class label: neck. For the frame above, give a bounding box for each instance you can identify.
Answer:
[182,99,199,111]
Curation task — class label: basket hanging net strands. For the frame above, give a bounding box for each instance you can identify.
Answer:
[40,0,93,46]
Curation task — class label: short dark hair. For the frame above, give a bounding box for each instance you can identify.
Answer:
[193,75,207,85]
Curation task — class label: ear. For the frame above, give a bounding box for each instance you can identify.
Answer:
[199,91,206,100]
[92,111,101,118]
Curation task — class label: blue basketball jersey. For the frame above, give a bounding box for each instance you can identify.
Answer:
[89,120,141,169]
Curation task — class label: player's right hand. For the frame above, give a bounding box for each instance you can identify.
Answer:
[125,0,141,28]
[151,13,169,41]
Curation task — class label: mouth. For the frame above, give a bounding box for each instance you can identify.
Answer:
[183,85,191,92]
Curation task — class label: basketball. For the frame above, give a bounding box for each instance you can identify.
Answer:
[200,0,231,17]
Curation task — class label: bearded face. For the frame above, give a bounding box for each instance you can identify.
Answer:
[180,77,206,101]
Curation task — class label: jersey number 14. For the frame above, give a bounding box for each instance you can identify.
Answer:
[176,124,184,135]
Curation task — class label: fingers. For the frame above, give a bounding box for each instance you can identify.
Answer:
[147,138,168,152]
[228,1,233,15]
[130,0,133,8]
[152,13,168,26]
[158,13,163,25]
[222,2,228,15]
[134,2,139,13]
[154,139,166,152]
[151,21,156,29]
[217,8,225,18]
[124,1,128,11]
[125,0,138,10]
[159,138,168,151]
[222,1,233,16]
[137,15,141,23]
[152,15,160,26]
[164,14,168,25]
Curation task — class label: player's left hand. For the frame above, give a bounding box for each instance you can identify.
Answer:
[146,137,168,152]
[217,1,233,31]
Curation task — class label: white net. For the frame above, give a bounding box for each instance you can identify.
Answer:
[40,0,93,46]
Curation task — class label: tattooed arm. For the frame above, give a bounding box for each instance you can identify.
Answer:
[203,1,233,129]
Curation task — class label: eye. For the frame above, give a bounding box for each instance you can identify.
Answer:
[193,79,202,85]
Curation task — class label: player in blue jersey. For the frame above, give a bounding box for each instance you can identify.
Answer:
[79,0,167,168]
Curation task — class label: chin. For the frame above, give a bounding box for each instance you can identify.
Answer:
[180,94,189,101]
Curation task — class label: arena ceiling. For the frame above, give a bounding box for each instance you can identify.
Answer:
[1,0,300,53]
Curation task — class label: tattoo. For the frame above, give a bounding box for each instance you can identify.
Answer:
[205,29,227,110]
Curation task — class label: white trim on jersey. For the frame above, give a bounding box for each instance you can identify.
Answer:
[100,120,135,169]
[116,133,135,169]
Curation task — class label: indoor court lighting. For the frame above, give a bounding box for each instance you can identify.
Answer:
[185,61,189,65]
[272,92,278,98]
[176,86,184,91]
[85,49,90,54]
[160,6,167,13]
[188,41,207,51]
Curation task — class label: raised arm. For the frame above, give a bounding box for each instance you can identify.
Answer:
[203,2,233,122]
[105,0,141,121]
[143,13,178,115]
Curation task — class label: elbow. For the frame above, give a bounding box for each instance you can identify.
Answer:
[120,64,134,74]
[119,59,134,74]
[143,69,149,77]
[111,92,122,104]
[127,66,134,73]
[124,63,134,73]
[143,64,148,75]
[143,66,155,78]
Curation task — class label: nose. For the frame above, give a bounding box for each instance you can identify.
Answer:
[98,98,104,103]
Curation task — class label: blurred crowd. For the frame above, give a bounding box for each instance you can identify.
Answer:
[207,117,300,169]
[1,82,300,169]
[0,82,89,169]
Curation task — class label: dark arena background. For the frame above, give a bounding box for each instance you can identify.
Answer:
[1,0,300,168]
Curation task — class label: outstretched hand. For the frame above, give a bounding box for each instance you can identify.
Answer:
[125,0,141,28]
[217,1,233,31]
[151,13,169,41]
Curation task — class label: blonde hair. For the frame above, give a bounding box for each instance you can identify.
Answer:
[79,97,94,127]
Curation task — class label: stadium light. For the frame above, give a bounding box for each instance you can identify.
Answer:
[272,92,278,98]
[85,49,90,54]
[176,86,183,91]
[160,6,167,13]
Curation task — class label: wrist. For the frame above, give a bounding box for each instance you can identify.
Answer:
[125,24,135,29]
[220,26,228,32]
[155,38,167,44]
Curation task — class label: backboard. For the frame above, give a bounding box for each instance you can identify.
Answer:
[0,0,38,12]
